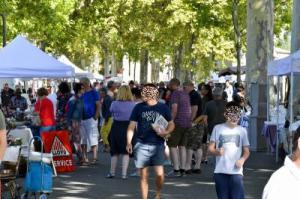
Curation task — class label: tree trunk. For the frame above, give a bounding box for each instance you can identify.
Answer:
[140,49,149,83]
[111,53,117,76]
[103,50,110,77]
[128,55,131,76]
[291,0,300,52]
[246,0,274,151]
[173,43,184,81]
[134,62,137,82]
[151,58,160,83]
[189,34,196,83]
[116,55,123,75]
[232,0,242,83]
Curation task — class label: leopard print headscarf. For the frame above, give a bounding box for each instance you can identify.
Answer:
[224,105,242,123]
[141,85,159,101]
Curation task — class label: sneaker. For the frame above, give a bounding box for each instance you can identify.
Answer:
[201,160,208,164]
[130,171,140,177]
[91,159,99,165]
[122,175,128,180]
[192,169,202,174]
[80,161,90,166]
[106,173,115,179]
[185,169,192,175]
[174,170,182,177]
[166,170,181,177]
[180,169,186,177]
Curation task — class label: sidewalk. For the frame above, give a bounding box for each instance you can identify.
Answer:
[47,151,280,199]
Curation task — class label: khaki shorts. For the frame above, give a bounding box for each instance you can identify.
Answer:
[167,126,188,147]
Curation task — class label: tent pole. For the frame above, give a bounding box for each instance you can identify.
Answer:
[276,77,280,162]
[291,73,294,124]
[267,77,270,121]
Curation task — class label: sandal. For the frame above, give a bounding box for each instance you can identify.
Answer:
[91,159,98,165]
[80,161,90,166]
[80,159,90,166]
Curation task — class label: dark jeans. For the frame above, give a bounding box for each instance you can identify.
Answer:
[214,173,244,199]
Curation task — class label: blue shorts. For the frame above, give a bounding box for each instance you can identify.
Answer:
[134,142,165,169]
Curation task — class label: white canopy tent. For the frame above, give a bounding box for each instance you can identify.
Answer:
[267,49,300,161]
[0,35,75,78]
[58,55,104,81]
[92,73,104,80]
[58,55,94,79]
[268,50,300,76]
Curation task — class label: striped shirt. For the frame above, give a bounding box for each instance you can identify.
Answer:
[170,89,192,128]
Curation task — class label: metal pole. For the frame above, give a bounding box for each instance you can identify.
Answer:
[291,72,294,124]
[276,77,280,162]
[267,76,270,121]
[0,14,6,47]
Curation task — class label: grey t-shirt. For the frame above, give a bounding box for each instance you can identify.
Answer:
[210,123,250,175]
[203,99,227,134]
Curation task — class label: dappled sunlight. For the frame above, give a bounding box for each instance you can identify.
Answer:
[49,152,277,198]
[245,194,256,199]
[194,181,215,186]
[112,194,133,197]
[58,174,72,178]
[164,182,175,185]
[64,181,96,186]
[174,183,192,187]
[255,169,275,173]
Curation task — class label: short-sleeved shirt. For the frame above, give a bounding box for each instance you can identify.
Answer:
[170,90,191,128]
[189,90,202,118]
[203,99,227,134]
[67,96,84,123]
[10,96,28,111]
[34,98,56,127]
[101,95,113,120]
[1,89,14,106]
[81,89,100,119]
[110,101,136,121]
[210,123,250,175]
[0,110,6,130]
[130,102,172,145]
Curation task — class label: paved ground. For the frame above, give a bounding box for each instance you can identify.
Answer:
[44,151,281,199]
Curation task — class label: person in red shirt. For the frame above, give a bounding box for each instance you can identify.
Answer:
[34,87,56,134]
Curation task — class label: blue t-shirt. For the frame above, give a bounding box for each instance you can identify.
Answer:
[82,89,100,119]
[130,102,172,145]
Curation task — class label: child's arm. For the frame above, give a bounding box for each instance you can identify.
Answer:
[208,142,224,156]
[236,146,250,168]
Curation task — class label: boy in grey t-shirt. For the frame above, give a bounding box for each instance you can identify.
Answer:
[209,102,250,199]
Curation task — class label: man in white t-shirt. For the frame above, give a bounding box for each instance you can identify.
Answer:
[209,102,250,199]
[262,127,300,199]
[47,86,57,117]
[224,80,233,102]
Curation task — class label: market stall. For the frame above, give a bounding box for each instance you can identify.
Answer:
[267,49,300,161]
[0,35,75,78]
[0,35,75,128]
[0,35,76,182]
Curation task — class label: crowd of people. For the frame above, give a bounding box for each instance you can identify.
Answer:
[4,77,298,199]
[56,77,250,199]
